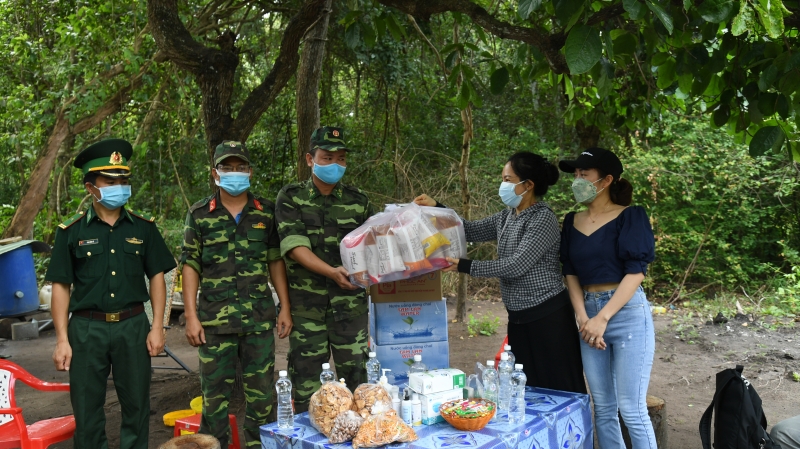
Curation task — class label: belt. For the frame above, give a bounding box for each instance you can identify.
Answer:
[73,304,145,322]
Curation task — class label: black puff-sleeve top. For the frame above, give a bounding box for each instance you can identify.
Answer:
[560,206,655,285]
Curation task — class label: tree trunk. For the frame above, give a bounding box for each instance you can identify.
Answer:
[453,21,472,324]
[2,61,149,240]
[456,105,472,323]
[295,0,333,181]
[575,119,601,149]
[4,114,70,240]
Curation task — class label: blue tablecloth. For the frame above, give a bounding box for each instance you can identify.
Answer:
[260,387,592,449]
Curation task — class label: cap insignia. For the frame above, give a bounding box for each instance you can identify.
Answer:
[228,141,239,147]
[332,130,340,137]
[110,151,123,165]
[252,222,266,229]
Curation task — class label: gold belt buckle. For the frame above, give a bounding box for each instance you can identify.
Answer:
[106,312,120,322]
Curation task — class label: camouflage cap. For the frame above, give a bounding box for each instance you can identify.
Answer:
[311,126,350,152]
[73,138,133,178]
[214,140,251,165]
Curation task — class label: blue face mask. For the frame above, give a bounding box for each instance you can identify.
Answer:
[215,171,250,196]
[93,184,131,210]
[313,162,346,185]
[498,181,528,208]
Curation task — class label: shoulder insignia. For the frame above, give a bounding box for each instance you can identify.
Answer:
[209,197,217,212]
[343,184,367,198]
[282,182,302,194]
[128,209,155,222]
[58,211,85,230]
[253,199,263,211]
[188,195,212,213]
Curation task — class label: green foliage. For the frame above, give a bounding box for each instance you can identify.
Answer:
[467,314,501,337]
[565,25,602,75]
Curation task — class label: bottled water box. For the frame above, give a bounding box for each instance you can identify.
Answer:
[369,299,448,345]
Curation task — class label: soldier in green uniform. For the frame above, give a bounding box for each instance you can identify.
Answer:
[45,139,177,449]
[181,141,292,447]
[276,126,374,413]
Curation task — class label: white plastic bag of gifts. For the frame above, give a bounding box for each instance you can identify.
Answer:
[420,205,467,259]
[390,204,450,276]
[340,214,404,288]
[340,203,466,287]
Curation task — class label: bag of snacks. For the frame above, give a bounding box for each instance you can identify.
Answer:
[421,206,467,259]
[352,384,393,419]
[352,408,418,449]
[391,205,450,270]
[340,203,465,287]
[328,410,364,444]
[308,380,355,436]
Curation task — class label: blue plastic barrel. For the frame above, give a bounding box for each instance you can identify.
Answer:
[0,244,40,317]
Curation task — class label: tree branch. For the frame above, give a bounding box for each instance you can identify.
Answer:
[231,0,328,140]
[147,0,238,76]
[378,0,569,73]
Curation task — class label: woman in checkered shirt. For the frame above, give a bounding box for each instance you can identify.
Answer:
[414,151,587,394]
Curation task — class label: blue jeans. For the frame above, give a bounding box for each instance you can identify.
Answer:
[581,287,656,449]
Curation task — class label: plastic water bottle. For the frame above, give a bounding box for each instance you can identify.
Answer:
[276,370,293,429]
[504,344,516,366]
[409,354,427,373]
[366,352,381,384]
[509,364,527,424]
[497,352,514,418]
[320,363,335,384]
[482,360,499,407]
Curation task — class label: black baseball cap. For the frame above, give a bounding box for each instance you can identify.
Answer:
[559,147,624,180]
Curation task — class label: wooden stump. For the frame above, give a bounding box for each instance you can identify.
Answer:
[158,434,221,449]
[621,395,668,448]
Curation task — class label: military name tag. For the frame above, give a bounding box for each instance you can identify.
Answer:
[78,239,99,246]
[125,237,143,244]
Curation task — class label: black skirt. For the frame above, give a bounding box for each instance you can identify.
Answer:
[506,290,587,394]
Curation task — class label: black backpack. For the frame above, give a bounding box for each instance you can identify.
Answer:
[699,365,781,449]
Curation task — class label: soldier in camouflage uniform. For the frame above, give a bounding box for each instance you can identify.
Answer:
[181,141,292,448]
[276,126,374,413]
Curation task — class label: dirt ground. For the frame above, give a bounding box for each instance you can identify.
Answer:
[4,296,799,448]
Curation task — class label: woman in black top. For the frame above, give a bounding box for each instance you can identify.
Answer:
[415,152,586,394]
[559,148,656,448]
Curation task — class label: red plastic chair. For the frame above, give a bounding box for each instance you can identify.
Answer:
[494,335,509,366]
[173,413,240,449]
[0,360,75,449]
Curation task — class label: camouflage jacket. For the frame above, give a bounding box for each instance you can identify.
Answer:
[275,179,374,322]
[181,191,282,334]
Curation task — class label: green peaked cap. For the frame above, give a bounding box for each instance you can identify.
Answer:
[73,138,133,177]
[311,126,350,152]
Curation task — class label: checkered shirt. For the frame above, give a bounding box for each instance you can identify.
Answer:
[465,202,565,311]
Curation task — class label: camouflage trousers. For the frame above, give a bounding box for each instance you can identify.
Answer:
[289,310,369,413]
[199,330,275,448]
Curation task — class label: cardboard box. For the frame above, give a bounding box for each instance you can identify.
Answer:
[409,369,466,395]
[369,338,449,382]
[419,388,465,425]
[369,271,442,303]
[370,300,448,345]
